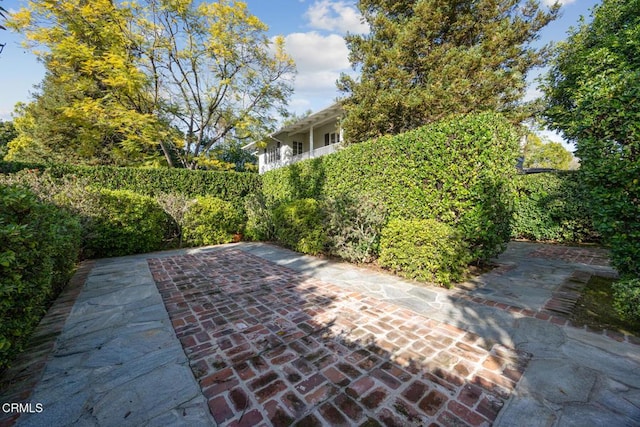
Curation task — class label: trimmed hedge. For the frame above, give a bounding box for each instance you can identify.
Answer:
[78,189,175,258]
[273,198,327,255]
[0,184,82,369]
[263,112,520,263]
[379,218,471,286]
[512,172,599,243]
[0,161,261,205]
[182,196,244,246]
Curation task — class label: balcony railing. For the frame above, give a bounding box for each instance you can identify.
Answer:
[259,143,340,173]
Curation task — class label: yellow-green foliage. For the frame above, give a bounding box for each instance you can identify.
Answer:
[182,196,244,247]
[273,198,327,255]
[78,189,174,258]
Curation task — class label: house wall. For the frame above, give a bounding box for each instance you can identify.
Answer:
[265,120,340,153]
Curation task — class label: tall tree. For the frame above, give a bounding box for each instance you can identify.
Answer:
[8,0,294,168]
[338,0,559,143]
[522,133,573,170]
[7,0,173,166]
[541,0,640,276]
[0,120,17,158]
[130,0,295,169]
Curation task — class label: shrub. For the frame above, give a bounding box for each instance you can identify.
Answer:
[182,196,244,247]
[244,192,275,242]
[512,172,599,243]
[273,198,327,255]
[613,278,640,323]
[323,194,388,263]
[155,192,196,248]
[378,218,471,286]
[80,189,174,258]
[0,184,81,369]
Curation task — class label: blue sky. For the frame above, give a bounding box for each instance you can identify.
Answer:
[1,0,599,138]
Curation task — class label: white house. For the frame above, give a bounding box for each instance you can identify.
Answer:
[243,103,344,174]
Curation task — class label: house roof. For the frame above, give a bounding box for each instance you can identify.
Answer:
[242,102,343,150]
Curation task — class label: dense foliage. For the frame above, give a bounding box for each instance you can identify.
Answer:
[541,0,640,278]
[0,184,82,369]
[613,278,640,323]
[379,219,470,286]
[264,112,520,265]
[522,133,574,170]
[75,189,174,258]
[512,172,598,243]
[338,0,559,143]
[273,198,327,255]
[0,120,17,159]
[182,196,244,247]
[324,194,388,263]
[0,162,261,205]
[7,0,294,168]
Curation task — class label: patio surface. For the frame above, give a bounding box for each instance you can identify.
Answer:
[2,241,640,426]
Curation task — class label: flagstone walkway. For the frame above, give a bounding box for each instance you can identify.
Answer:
[2,241,639,426]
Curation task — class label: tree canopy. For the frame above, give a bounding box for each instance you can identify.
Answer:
[7,0,295,168]
[338,0,559,143]
[522,133,573,170]
[541,0,640,276]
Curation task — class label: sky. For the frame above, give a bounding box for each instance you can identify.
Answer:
[0,0,600,146]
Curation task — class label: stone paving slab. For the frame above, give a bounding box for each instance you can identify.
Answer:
[9,257,213,427]
[149,249,530,426]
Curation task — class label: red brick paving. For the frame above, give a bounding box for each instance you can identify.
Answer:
[149,250,530,426]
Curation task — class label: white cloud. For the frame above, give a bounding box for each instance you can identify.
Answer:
[277,31,356,113]
[284,32,350,73]
[282,32,353,95]
[305,0,369,34]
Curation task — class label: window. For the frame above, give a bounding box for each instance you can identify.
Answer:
[324,132,340,146]
[293,141,303,156]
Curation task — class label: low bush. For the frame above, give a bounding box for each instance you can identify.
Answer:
[244,193,275,242]
[378,218,471,286]
[182,196,244,247]
[273,198,327,255]
[613,278,640,323]
[79,189,174,258]
[0,184,81,369]
[512,172,598,243]
[324,194,388,263]
[155,192,195,248]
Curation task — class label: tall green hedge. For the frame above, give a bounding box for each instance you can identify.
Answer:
[512,172,599,243]
[263,112,520,262]
[1,184,82,369]
[0,162,261,204]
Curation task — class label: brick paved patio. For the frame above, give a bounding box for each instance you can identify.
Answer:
[148,250,530,426]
